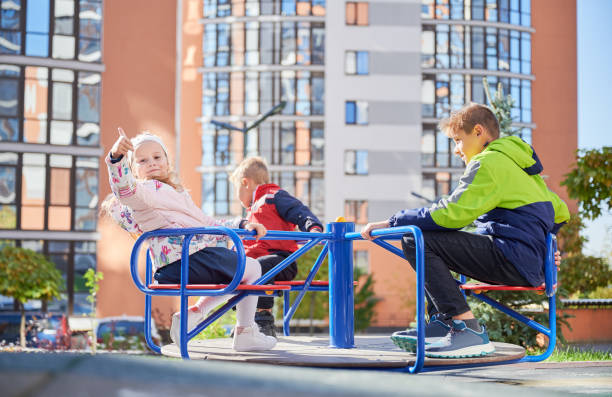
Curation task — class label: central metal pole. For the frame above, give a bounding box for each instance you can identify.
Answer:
[327,221,355,348]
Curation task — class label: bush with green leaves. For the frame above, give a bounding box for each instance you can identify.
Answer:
[287,245,379,333]
[468,290,571,350]
[561,146,612,221]
[0,246,63,347]
[557,214,612,297]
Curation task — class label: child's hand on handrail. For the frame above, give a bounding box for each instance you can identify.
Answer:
[555,250,561,271]
[360,220,391,240]
[110,127,134,159]
[244,222,267,240]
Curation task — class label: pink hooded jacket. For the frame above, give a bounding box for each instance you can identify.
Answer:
[106,152,239,270]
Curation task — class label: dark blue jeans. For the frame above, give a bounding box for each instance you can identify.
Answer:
[401,231,529,317]
[154,247,239,284]
[257,251,297,310]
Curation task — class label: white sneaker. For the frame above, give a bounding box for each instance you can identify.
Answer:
[232,324,277,352]
[170,307,205,345]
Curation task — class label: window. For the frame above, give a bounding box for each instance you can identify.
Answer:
[421,128,435,167]
[0,240,97,315]
[346,2,368,26]
[354,250,370,273]
[1,152,99,232]
[0,64,20,141]
[344,200,368,224]
[345,101,368,125]
[422,172,454,201]
[345,51,369,75]
[345,150,368,175]
[0,153,17,229]
[0,0,101,61]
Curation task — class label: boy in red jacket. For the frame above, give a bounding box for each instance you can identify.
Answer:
[230,157,323,336]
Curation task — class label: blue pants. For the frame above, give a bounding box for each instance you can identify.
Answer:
[154,247,239,284]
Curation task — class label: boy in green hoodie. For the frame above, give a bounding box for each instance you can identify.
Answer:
[362,103,569,358]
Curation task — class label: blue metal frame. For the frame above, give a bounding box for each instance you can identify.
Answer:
[130,223,554,373]
[460,234,558,363]
[345,226,426,374]
[130,226,331,359]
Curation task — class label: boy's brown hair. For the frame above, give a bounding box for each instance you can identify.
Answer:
[230,156,270,185]
[439,103,500,139]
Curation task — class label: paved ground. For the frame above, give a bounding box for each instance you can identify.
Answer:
[1,351,611,397]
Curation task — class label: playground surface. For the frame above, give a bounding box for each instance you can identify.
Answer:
[1,343,611,397]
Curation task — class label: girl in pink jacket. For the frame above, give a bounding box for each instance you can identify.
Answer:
[104,128,276,351]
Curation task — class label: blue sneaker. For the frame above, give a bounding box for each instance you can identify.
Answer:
[425,320,495,358]
[390,313,452,353]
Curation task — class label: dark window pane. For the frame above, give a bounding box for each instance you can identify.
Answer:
[0,165,15,203]
[311,124,324,166]
[79,1,101,39]
[312,26,324,64]
[0,78,18,116]
[0,31,21,54]
[77,73,100,122]
[74,253,95,292]
[74,207,96,230]
[78,38,100,62]
[345,101,356,124]
[75,168,97,207]
[1,0,21,30]
[0,117,18,141]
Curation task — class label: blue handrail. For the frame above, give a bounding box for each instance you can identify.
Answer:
[345,226,426,374]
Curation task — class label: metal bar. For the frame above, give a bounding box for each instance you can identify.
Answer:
[470,292,552,336]
[283,244,329,336]
[328,222,355,348]
[254,238,323,285]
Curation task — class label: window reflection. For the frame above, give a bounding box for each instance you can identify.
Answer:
[77,72,100,123]
[78,0,101,62]
[1,0,22,54]
[23,66,48,144]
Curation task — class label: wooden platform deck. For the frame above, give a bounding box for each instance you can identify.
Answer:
[161,335,525,368]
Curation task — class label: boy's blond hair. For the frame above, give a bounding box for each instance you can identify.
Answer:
[230,156,270,185]
[439,103,500,139]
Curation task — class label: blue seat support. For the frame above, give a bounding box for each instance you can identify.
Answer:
[459,234,558,363]
[130,223,555,372]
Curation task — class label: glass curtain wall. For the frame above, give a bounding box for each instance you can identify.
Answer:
[200,0,326,219]
[420,0,532,200]
[0,0,102,315]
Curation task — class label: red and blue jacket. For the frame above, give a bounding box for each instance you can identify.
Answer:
[242,183,323,259]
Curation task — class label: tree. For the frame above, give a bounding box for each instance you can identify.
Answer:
[561,146,612,221]
[556,214,612,297]
[483,77,520,137]
[84,268,104,353]
[0,246,63,347]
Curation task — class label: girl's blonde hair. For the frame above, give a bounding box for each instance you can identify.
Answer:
[100,132,184,218]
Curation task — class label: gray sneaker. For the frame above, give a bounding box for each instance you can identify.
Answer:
[390,313,452,353]
[425,320,495,358]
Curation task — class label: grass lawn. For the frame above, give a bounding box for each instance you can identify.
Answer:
[544,346,612,362]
